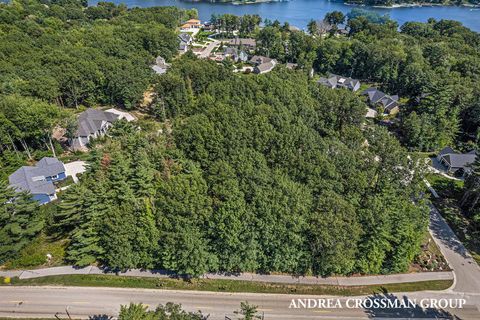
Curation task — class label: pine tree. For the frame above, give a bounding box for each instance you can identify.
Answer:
[101,204,136,271]
[129,149,156,198]
[101,198,159,270]
[0,180,40,263]
[107,151,135,204]
[66,183,107,266]
[53,183,86,236]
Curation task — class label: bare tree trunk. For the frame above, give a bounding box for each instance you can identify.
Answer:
[470,193,480,212]
[460,191,472,207]
[6,132,19,157]
[49,136,57,158]
[20,138,32,160]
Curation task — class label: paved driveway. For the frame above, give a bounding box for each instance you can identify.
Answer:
[198,40,219,59]
[64,161,87,183]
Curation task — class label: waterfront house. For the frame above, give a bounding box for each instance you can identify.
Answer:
[228,38,256,50]
[249,55,272,65]
[224,47,248,62]
[180,19,202,30]
[178,33,193,54]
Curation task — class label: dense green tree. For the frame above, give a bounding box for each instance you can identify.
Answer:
[324,11,346,34]
[234,302,262,320]
[0,181,40,263]
[309,191,361,276]
[119,302,206,320]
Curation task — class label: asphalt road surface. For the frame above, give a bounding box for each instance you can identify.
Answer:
[0,205,479,319]
[430,205,480,294]
[0,286,479,319]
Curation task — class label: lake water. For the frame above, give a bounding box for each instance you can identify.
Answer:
[90,0,480,32]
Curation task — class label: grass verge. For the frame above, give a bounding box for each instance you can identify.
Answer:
[1,274,452,296]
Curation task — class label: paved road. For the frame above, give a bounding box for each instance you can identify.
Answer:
[0,286,479,319]
[0,205,479,319]
[198,40,219,59]
[429,205,480,294]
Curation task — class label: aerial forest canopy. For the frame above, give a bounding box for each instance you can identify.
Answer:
[0,0,478,276]
[51,58,429,276]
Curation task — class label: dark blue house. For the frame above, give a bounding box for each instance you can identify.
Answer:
[9,157,67,205]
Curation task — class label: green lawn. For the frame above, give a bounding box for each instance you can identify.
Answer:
[425,173,464,196]
[1,274,453,296]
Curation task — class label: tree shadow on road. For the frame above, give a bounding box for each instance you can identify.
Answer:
[89,315,112,320]
[430,208,470,259]
[363,290,460,319]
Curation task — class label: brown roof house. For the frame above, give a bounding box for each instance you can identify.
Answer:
[181,19,202,30]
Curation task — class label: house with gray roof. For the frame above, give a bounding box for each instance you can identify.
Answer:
[318,74,361,92]
[223,47,248,63]
[179,33,192,44]
[254,60,277,74]
[286,62,298,70]
[178,33,192,54]
[9,157,66,205]
[151,56,169,75]
[70,108,134,151]
[362,88,400,115]
[249,55,272,66]
[437,147,477,176]
[228,38,256,50]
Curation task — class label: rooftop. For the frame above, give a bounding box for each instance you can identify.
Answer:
[76,109,118,137]
[228,38,256,47]
[439,147,477,170]
[9,157,65,195]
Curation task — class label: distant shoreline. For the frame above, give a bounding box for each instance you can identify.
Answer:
[344,2,480,9]
[182,0,288,5]
[187,0,480,8]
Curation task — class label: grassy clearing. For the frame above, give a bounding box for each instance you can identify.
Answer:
[0,274,453,296]
[425,173,464,194]
[3,234,68,270]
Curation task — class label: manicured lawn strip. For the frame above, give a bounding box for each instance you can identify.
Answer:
[1,275,453,296]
